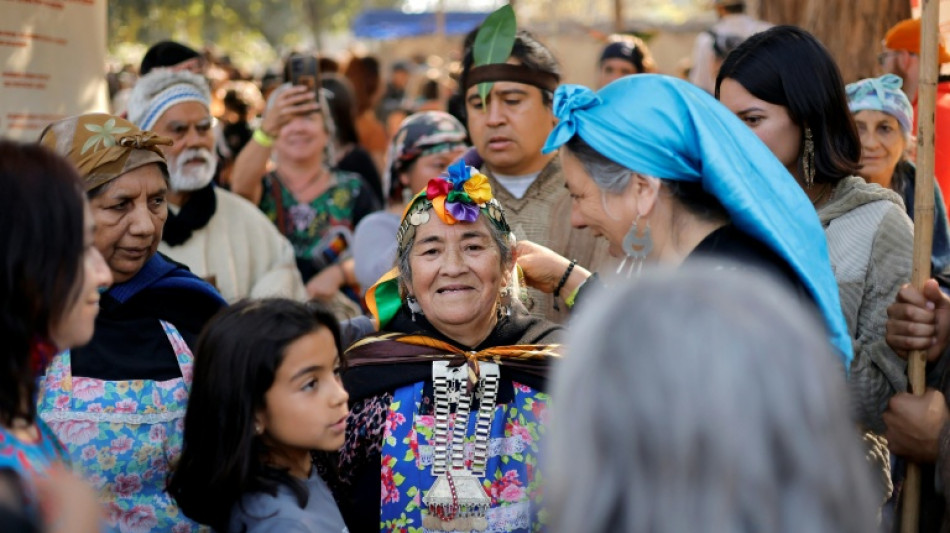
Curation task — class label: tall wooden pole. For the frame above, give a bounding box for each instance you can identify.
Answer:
[901,2,940,531]
[614,0,624,33]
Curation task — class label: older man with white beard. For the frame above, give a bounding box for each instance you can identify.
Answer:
[127,69,307,302]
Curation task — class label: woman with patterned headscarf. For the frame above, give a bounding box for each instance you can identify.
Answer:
[332,162,560,532]
[847,74,950,279]
[37,113,225,532]
[352,111,469,289]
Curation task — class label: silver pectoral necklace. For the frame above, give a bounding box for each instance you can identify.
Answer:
[422,360,501,531]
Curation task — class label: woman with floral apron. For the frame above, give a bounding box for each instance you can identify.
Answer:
[37,113,226,532]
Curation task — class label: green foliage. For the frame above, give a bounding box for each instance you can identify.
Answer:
[107,0,399,71]
[471,4,516,105]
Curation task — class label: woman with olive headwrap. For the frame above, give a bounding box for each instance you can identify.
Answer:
[37,113,225,532]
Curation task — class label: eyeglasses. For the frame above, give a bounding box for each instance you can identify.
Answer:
[877,50,917,66]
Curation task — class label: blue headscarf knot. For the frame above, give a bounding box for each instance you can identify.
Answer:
[548,85,602,151]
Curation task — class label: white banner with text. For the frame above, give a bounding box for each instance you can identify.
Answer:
[1,0,108,141]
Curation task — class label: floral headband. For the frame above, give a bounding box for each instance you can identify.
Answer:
[396,160,511,253]
[367,160,512,328]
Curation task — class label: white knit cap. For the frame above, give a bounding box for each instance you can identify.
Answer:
[127,69,211,131]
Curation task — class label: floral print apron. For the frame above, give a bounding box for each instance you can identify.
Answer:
[37,320,203,533]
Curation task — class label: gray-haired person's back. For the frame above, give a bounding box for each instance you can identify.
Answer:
[547,263,879,533]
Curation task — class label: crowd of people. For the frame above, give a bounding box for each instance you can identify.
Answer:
[5,1,950,532]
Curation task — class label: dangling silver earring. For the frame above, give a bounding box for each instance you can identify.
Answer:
[401,184,413,204]
[254,423,263,435]
[407,295,423,321]
[616,214,653,278]
[803,125,815,188]
[498,286,512,317]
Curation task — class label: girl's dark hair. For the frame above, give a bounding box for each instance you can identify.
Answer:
[715,26,860,184]
[321,73,360,146]
[0,140,85,426]
[167,299,343,531]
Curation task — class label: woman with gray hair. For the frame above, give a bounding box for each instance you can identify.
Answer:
[333,162,561,532]
[847,74,950,278]
[516,75,851,369]
[547,265,879,533]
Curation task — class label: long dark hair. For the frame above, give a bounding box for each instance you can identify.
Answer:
[343,55,381,115]
[715,26,860,184]
[321,73,360,146]
[0,140,85,426]
[167,299,344,531]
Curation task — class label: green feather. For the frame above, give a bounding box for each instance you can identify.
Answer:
[472,4,516,106]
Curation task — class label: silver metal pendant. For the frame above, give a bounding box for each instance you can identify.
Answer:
[423,361,500,531]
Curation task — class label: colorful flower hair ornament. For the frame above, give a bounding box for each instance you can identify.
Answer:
[422,159,494,224]
[372,162,512,328]
[397,161,509,250]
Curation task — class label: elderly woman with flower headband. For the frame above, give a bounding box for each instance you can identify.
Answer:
[331,161,561,532]
[847,73,950,279]
[36,113,226,532]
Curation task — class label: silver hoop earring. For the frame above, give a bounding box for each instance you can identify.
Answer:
[407,295,423,321]
[616,214,653,278]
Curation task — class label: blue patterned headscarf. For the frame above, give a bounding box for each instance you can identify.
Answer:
[846,74,914,135]
[542,74,852,369]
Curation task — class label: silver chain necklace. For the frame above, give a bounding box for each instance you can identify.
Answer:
[423,360,501,531]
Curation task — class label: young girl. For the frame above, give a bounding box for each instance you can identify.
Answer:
[167,299,349,532]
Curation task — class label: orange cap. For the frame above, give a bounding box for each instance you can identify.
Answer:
[883,18,950,64]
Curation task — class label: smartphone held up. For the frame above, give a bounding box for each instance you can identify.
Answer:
[290,55,320,97]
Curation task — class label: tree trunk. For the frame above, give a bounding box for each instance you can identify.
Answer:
[758,0,911,83]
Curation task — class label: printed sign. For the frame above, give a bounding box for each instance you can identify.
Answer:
[1,0,108,140]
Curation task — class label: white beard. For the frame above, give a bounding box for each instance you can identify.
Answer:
[168,147,217,192]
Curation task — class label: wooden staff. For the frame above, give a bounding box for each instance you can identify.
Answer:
[901,2,941,532]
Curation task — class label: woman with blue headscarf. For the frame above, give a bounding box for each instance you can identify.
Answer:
[847,74,950,279]
[517,73,894,513]
[517,74,850,368]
